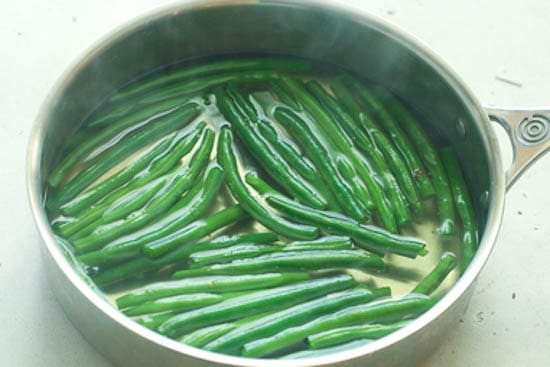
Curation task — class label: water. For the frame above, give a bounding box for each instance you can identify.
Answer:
[46,55,469,356]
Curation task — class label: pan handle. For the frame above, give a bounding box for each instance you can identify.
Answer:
[485,107,549,190]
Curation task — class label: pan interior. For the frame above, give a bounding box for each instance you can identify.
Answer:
[32,1,498,365]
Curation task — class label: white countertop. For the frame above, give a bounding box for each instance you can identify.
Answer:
[2,1,548,366]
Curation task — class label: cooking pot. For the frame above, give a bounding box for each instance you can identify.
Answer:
[26,1,549,366]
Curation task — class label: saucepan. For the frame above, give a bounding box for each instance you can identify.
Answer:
[26,1,549,366]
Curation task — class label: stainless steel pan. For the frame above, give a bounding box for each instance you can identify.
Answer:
[27,1,549,366]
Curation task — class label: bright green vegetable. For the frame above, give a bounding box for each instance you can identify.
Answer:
[78,163,225,266]
[88,94,190,129]
[267,78,303,111]
[203,286,387,355]
[336,159,375,212]
[341,79,434,198]
[306,80,413,219]
[107,57,312,104]
[49,99,191,187]
[124,292,225,316]
[93,231,277,287]
[188,244,281,267]
[255,119,318,183]
[411,252,457,295]
[280,77,397,230]
[188,237,354,268]
[180,311,280,347]
[307,320,410,349]
[140,201,249,259]
[100,174,167,223]
[373,87,456,235]
[139,71,280,105]
[242,294,435,357]
[217,86,327,209]
[439,147,478,271]
[247,174,426,258]
[216,127,318,240]
[158,275,356,338]
[135,312,176,330]
[48,103,201,208]
[59,134,174,216]
[180,323,237,348]
[72,128,215,253]
[174,249,384,278]
[116,273,310,309]
[282,236,353,249]
[328,78,422,217]
[272,107,367,221]
[56,120,206,230]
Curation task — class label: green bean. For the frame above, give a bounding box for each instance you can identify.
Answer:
[307,320,410,349]
[329,79,387,178]
[249,174,426,258]
[281,77,397,229]
[78,163,225,267]
[280,339,372,359]
[73,129,215,253]
[173,249,384,278]
[92,71,278,129]
[244,165,340,214]
[227,87,326,207]
[411,252,457,295]
[180,323,237,348]
[267,195,427,258]
[140,199,248,260]
[116,273,310,309]
[331,77,415,221]
[203,286,385,355]
[183,310,286,347]
[181,310,281,347]
[272,107,367,221]
[336,158,375,212]
[124,293,225,317]
[88,94,190,130]
[58,123,206,237]
[100,175,167,223]
[188,237,354,268]
[108,57,312,104]
[49,99,188,188]
[216,127,318,240]
[345,81,435,198]
[188,244,280,267]
[255,119,318,182]
[225,84,258,122]
[217,87,327,210]
[341,78,423,214]
[135,312,176,330]
[267,79,303,111]
[59,133,176,217]
[48,103,201,207]
[283,236,353,250]
[62,167,181,241]
[242,294,435,357]
[85,103,135,131]
[139,71,280,105]
[439,147,478,271]
[306,80,410,216]
[157,275,356,338]
[373,87,456,235]
[93,231,277,287]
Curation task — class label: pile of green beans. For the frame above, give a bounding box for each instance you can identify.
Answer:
[45,56,478,359]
